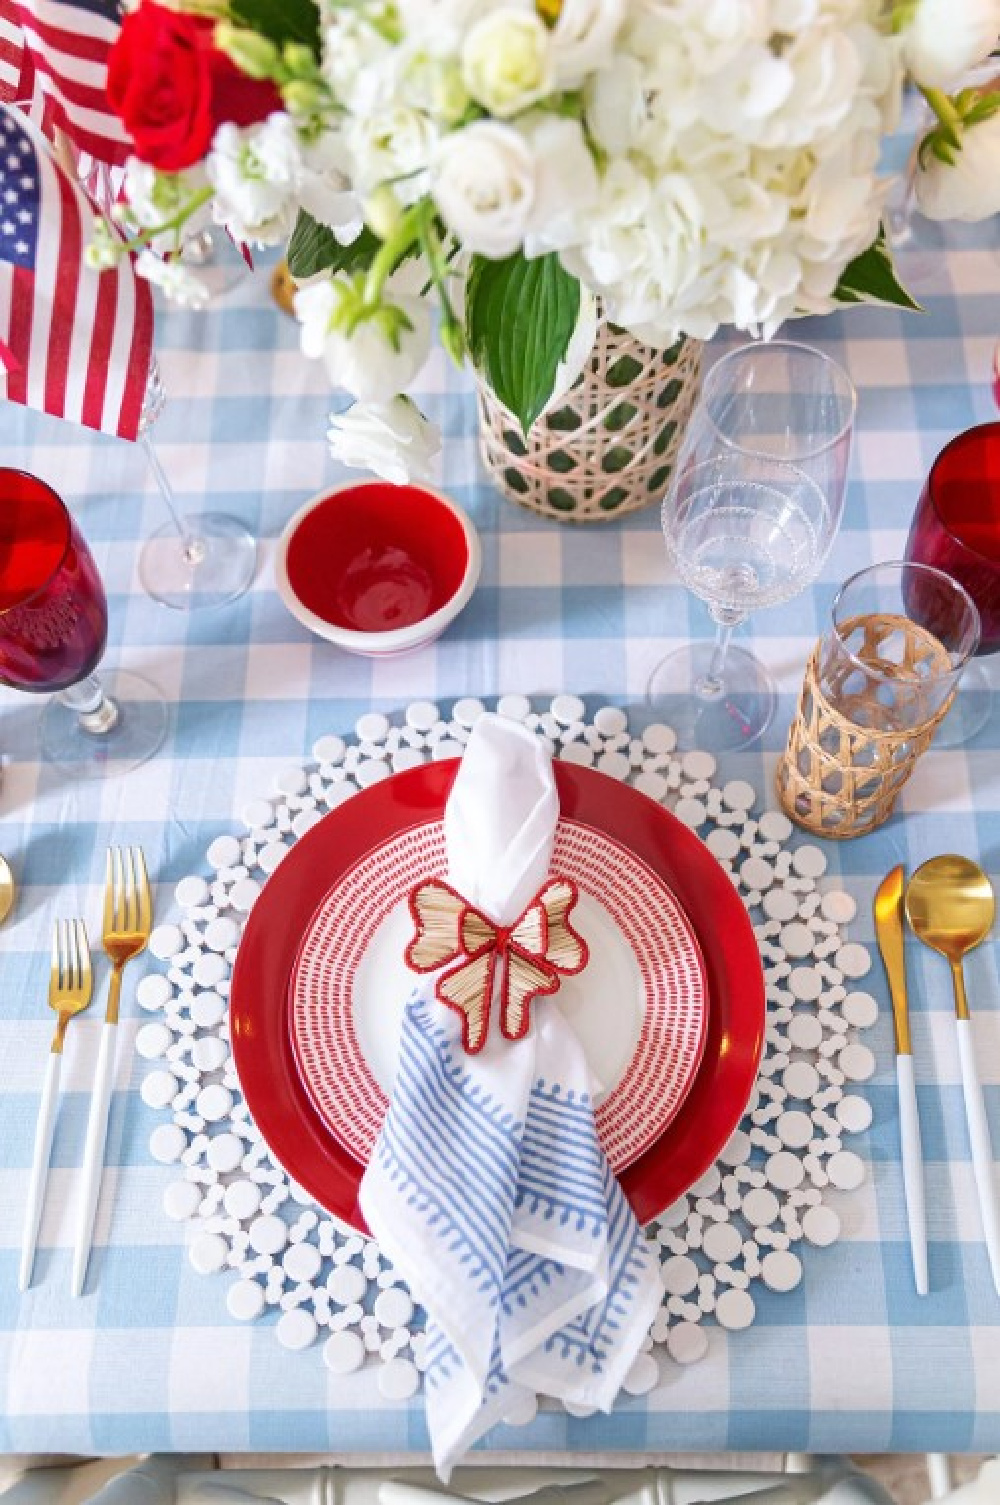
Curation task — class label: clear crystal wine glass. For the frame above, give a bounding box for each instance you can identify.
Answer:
[648,341,856,750]
[79,162,257,611]
[137,358,257,611]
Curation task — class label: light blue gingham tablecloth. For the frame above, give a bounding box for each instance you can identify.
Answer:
[0,215,998,1459]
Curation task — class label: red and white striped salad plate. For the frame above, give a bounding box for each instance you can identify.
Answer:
[231,760,765,1233]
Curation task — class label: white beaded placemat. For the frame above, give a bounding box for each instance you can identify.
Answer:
[136,695,876,1405]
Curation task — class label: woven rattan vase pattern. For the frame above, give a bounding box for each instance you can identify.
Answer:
[477,326,702,523]
[775,613,956,839]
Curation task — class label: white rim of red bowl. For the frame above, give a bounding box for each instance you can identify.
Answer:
[275,479,483,654]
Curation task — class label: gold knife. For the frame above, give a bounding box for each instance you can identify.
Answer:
[874,864,928,1295]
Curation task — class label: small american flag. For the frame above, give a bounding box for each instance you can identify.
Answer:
[0,103,153,439]
[2,0,129,164]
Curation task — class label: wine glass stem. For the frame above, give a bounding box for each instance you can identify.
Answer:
[140,433,207,567]
[696,610,744,701]
[57,674,119,735]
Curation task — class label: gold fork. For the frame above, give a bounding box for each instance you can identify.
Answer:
[72,846,152,1297]
[19,919,93,1291]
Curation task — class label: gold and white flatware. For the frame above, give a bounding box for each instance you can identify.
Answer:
[72,846,152,1298]
[907,855,999,1295]
[20,919,93,1291]
[874,864,928,1296]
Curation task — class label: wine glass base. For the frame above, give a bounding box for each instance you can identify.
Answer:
[40,670,168,776]
[647,642,777,751]
[932,661,993,748]
[139,512,257,611]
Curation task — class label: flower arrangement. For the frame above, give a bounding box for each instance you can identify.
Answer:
[93,0,1000,485]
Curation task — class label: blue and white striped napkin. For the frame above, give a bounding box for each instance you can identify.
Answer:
[359,714,661,1477]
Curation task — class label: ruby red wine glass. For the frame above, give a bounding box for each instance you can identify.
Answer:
[0,471,167,774]
[905,423,1000,744]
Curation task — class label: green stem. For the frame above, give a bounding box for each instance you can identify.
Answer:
[920,86,962,133]
[418,216,455,319]
[362,199,428,307]
[114,186,216,257]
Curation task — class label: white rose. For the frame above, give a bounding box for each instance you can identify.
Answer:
[294,278,433,404]
[327,397,441,486]
[461,9,552,118]
[207,115,300,245]
[520,115,599,257]
[915,110,1000,220]
[902,0,1000,90]
[431,120,535,257]
[397,0,524,52]
[399,51,470,124]
[549,0,626,88]
[350,105,439,204]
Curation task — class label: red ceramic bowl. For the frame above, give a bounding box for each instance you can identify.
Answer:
[276,481,481,656]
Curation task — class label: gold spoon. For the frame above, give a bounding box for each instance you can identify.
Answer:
[0,855,14,925]
[906,855,999,1293]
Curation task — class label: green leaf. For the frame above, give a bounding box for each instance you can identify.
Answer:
[833,226,922,312]
[465,252,581,434]
[286,212,380,279]
[229,0,320,54]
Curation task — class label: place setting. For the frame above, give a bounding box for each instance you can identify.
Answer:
[3,1,1000,1495]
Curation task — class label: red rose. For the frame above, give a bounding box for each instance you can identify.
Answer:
[107,3,282,173]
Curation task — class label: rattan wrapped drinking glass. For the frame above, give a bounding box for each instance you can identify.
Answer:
[776,562,981,838]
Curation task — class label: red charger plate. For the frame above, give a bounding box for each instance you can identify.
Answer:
[231,760,765,1231]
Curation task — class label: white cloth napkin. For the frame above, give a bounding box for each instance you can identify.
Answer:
[359,714,661,1477]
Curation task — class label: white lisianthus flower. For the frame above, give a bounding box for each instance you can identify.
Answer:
[915,110,1000,219]
[135,249,210,310]
[207,115,300,245]
[298,134,364,243]
[294,278,433,404]
[461,9,552,118]
[901,0,1000,90]
[549,0,626,88]
[327,397,441,486]
[431,120,535,258]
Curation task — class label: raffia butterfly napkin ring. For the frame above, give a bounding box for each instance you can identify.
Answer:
[405,877,589,1054]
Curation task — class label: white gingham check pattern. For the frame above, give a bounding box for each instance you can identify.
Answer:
[0,209,998,1457]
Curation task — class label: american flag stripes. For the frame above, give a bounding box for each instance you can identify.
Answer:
[0,104,153,439]
[2,0,129,164]
[0,0,27,106]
